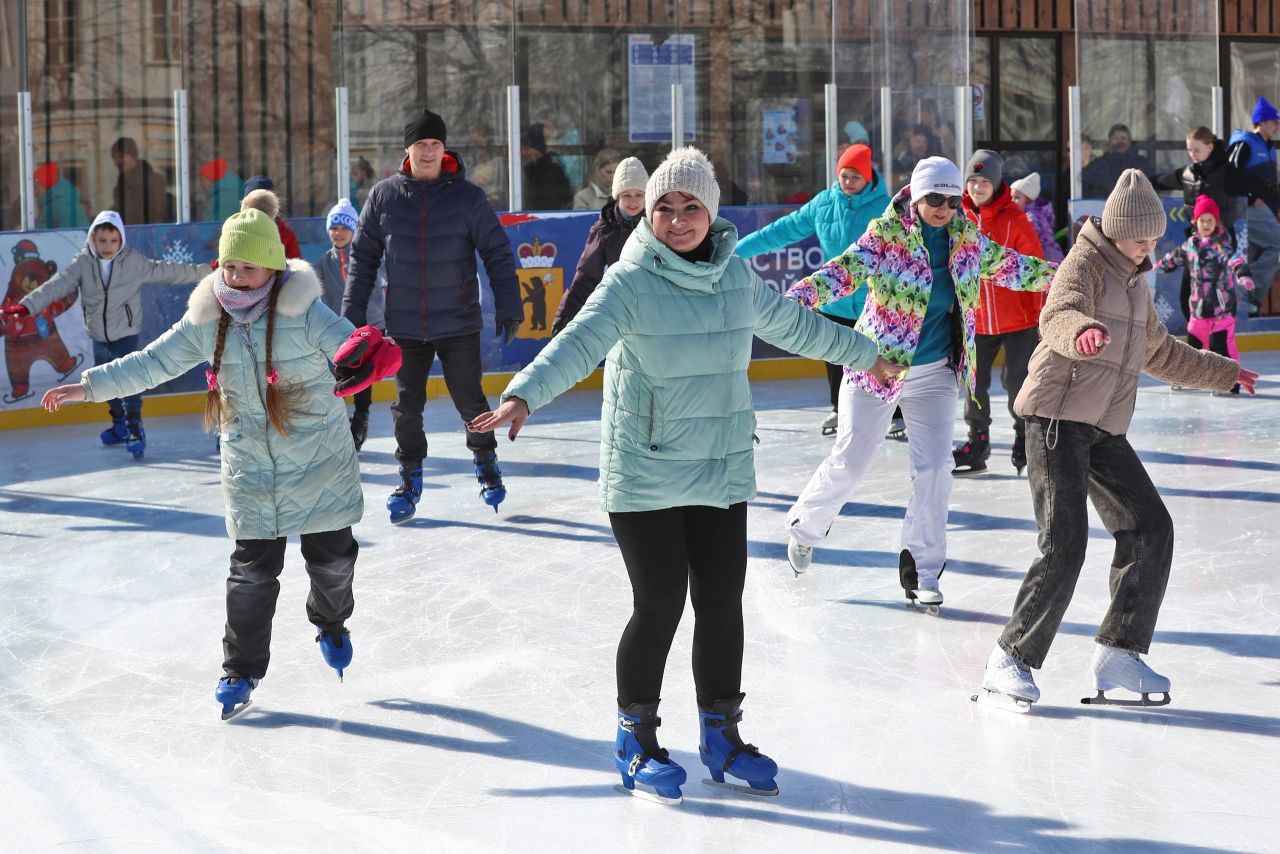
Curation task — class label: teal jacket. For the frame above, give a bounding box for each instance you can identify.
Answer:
[735,173,890,319]
[37,179,90,229]
[203,172,245,222]
[503,217,880,513]
[80,260,364,539]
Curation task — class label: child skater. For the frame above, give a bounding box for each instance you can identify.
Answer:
[551,156,648,335]
[4,210,207,458]
[40,194,400,720]
[783,157,1056,613]
[470,148,900,804]
[977,171,1257,713]
[1158,195,1254,392]
[317,197,387,449]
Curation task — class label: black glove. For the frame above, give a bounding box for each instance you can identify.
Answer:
[497,319,521,345]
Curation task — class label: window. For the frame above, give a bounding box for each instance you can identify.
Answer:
[149,0,179,64]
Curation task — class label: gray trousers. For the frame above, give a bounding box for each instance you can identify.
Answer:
[222,527,358,678]
[1245,203,1280,305]
[964,326,1039,441]
[999,417,1174,669]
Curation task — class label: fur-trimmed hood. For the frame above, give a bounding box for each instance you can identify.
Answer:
[187,259,321,325]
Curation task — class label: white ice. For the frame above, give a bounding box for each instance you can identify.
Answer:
[2,356,1278,853]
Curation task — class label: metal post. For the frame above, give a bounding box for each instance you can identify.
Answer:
[824,82,838,187]
[173,90,190,223]
[1211,85,1224,139]
[507,84,522,211]
[1068,85,1082,202]
[954,84,970,172]
[671,83,685,150]
[335,87,350,204]
[18,92,34,231]
[879,86,893,190]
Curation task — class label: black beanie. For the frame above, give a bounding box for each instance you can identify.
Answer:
[521,124,547,154]
[404,109,448,147]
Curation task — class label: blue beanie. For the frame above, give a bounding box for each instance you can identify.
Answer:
[243,174,275,194]
[1252,96,1279,125]
[326,198,359,232]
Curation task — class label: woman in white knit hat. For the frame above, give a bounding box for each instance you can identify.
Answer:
[551,156,649,334]
[471,147,901,804]
[976,169,1256,713]
[783,157,1056,614]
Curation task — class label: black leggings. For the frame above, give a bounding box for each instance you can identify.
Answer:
[609,503,748,709]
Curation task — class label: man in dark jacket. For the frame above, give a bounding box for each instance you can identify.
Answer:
[520,124,572,211]
[343,108,523,523]
[1082,124,1155,199]
[1227,96,1280,307]
[110,137,172,225]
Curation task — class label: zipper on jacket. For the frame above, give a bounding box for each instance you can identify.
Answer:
[124,303,133,328]
[1046,363,1078,451]
[97,258,112,344]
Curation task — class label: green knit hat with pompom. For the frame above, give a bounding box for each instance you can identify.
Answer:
[218,206,285,270]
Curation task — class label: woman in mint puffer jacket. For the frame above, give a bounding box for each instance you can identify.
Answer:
[472,148,900,805]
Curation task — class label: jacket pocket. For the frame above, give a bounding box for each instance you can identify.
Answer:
[644,386,664,453]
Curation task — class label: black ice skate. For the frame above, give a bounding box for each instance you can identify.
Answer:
[898,549,944,615]
[952,432,989,477]
[1010,431,1027,476]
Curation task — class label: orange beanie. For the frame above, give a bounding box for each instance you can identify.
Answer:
[199,157,228,182]
[33,162,59,189]
[836,144,873,183]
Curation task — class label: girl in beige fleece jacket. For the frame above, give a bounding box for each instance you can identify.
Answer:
[976,170,1258,713]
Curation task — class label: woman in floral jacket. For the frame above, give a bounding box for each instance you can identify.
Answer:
[783,157,1056,611]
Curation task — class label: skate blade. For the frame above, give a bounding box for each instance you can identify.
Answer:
[821,427,837,436]
[1080,690,1171,707]
[971,690,1033,714]
[612,783,683,805]
[220,699,253,721]
[904,598,941,616]
[702,778,779,797]
[952,468,989,478]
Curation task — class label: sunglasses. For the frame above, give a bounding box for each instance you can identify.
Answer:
[923,193,962,209]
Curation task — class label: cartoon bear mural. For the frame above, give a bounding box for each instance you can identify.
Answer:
[1,239,83,403]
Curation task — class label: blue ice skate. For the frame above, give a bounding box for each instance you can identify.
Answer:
[613,701,687,805]
[387,465,423,524]
[215,675,260,720]
[473,451,505,512]
[698,693,779,796]
[100,409,129,445]
[125,416,146,460]
[315,625,353,682]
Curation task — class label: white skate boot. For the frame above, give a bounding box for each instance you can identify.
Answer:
[1081,644,1171,707]
[899,549,943,614]
[787,536,814,576]
[972,645,1039,713]
[820,410,838,437]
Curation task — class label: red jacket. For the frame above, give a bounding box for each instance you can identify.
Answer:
[277,218,302,259]
[962,182,1045,335]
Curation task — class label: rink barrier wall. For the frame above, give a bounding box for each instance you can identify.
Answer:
[0,356,832,431]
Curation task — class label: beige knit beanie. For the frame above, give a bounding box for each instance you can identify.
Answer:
[645,147,720,221]
[611,157,649,198]
[1101,169,1165,240]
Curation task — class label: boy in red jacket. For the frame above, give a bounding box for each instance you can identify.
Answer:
[953,150,1046,476]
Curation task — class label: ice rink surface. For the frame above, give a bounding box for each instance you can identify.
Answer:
[3,355,1278,853]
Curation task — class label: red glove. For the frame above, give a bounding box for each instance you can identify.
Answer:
[333,326,402,397]
[2,304,30,318]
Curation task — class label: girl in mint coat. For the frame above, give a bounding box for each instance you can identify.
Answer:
[472,148,899,804]
[737,143,896,435]
[42,199,399,720]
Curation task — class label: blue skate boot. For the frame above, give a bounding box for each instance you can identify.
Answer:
[125,415,146,460]
[315,625,353,682]
[473,450,505,512]
[387,464,423,524]
[614,701,687,805]
[215,675,260,720]
[100,407,129,445]
[698,693,779,796]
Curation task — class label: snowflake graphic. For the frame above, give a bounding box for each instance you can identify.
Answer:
[1155,294,1176,324]
[162,239,194,264]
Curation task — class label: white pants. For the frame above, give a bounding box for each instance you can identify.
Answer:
[786,359,959,581]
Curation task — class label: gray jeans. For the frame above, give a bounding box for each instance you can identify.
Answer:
[1245,203,1280,305]
[222,527,358,678]
[998,417,1173,669]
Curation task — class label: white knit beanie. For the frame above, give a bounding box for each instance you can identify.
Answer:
[909,156,963,202]
[1010,172,1041,201]
[611,157,649,198]
[645,147,720,221]
[326,198,359,232]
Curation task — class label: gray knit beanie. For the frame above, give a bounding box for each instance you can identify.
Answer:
[1101,169,1166,240]
[645,147,720,222]
[966,149,1004,190]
